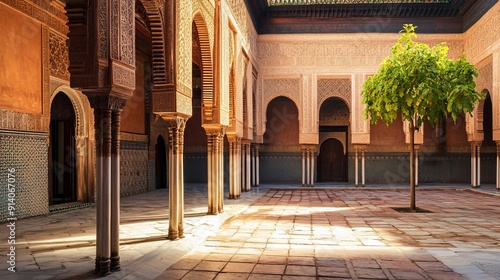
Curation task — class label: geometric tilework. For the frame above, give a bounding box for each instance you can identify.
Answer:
[120,141,149,196]
[348,152,495,184]
[0,132,49,223]
[260,152,302,183]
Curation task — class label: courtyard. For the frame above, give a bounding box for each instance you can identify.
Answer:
[1,184,500,279]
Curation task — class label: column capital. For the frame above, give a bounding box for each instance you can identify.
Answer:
[204,124,226,136]
[160,114,189,131]
[226,134,242,143]
[353,144,367,151]
[470,141,483,148]
[87,95,127,111]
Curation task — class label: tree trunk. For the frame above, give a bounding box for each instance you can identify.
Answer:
[410,120,416,211]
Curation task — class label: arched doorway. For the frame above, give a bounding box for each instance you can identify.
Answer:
[319,138,345,181]
[156,135,167,189]
[49,92,77,205]
[318,97,350,182]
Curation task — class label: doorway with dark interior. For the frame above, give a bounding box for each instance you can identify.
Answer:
[49,92,77,205]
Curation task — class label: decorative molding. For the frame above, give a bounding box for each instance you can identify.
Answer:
[0,0,68,35]
[120,132,148,142]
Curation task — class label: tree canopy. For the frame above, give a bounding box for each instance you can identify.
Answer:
[361,24,483,211]
[362,24,482,129]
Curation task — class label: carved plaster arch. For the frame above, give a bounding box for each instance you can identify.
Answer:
[50,85,87,138]
[193,12,214,122]
[318,96,351,127]
[317,78,352,111]
[467,89,489,141]
[263,95,301,136]
[49,85,92,202]
[137,0,168,86]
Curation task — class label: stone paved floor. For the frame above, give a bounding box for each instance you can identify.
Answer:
[1,183,500,279]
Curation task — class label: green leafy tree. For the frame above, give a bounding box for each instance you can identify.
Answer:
[361,24,483,211]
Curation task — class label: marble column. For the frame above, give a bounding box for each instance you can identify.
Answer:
[470,142,481,188]
[206,126,225,214]
[228,136,241,199]
[245,144,251,191]
[302,148,306,187]
[354,145,367,187]
[361,148,365,187]
[255,144,260,188]
[302,146,315,187]
[165,117,187,240]
[497,142,500,189]
[94,108,103,274]
[110,110,121,271]
[99,108,112,275]
[354,147,359,187]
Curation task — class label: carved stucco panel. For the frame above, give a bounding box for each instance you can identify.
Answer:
[317,78,351,110]
[263,78,301,110]
[176,0,192,97]
[464,3,500,64]
[49,31,70,80]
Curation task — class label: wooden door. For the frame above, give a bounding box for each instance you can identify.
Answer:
[319,138,345,182]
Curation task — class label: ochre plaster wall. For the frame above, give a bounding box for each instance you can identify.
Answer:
[0,3,42,114]
[121,53,147,134]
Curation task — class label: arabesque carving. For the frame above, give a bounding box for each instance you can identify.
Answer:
[49,32,70,80]
[317,78,351,109]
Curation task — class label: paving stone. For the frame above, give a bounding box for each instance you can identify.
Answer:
[351,259,380,269]
[389,269,427,280]
[317,266,351,278]
[252,264,286,275]
[230,254,260,263]
[221,262,255,273]
[193,261,227,272]
[354,268,388,279]
[180,270,218,280]
[285,265,317,276]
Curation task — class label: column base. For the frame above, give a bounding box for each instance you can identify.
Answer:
[167,230,179,240]
[472,185,481,188]
[110,255,120,272]
[99,258,111,277]
[229,194,240,199]
[218,207,224,213]
[94,257,100,273]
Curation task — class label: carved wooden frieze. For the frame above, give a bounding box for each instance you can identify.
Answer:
[66,0,135,100]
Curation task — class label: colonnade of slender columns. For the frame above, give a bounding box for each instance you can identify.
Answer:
[471,141,481,188]
[251,144,259,188]
[354,145,366,187]
[228,136,242,199]
[165,117,187,240]
[90,97,125,276]
[302,146,315,187]
[206,126,225,214]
